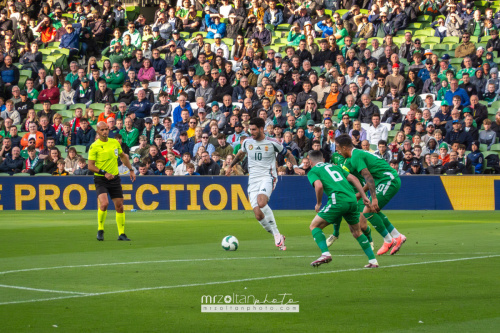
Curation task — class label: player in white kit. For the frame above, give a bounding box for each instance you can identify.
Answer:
[226,118,298,250]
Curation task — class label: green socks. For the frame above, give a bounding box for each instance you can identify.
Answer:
[377,212,394,233]
[356,234,376,260]
[332,222,340,238]
[312,227,329,253]
[364,212,389,237]
[363,225,373,243]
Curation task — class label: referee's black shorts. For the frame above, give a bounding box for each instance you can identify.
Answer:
[94,175,123,199]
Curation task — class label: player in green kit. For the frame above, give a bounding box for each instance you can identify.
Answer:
[307,150,379,268]
[326,152,374,250]
[335,134,406,255]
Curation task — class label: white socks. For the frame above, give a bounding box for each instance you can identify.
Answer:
[383,234,393,243]
[390,229,401,238]
[261,205,279,236]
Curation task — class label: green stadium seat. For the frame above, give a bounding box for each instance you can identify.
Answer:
[276,23,291,31]
[12,173,31,176]
[490,101,500,110]
[425,36,441,44]
[34,173,52,176]
[18,75,28,90]
[417,15,432,22]
[55,145,67,152]
[34,104,44,111]
[51,104,68,111]
[489,143,500,151]
[73,145,87,154]
[442,36,460,44]
[20,69,32,77]
[89,103,105,110]
[70,103,86,110]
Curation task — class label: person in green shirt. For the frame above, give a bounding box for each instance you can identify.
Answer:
[307,150,378,268]
[122,22,142,48]
[121,35,137,59]
[119,116,140,148]
[101,43,126,67]
[456,56,476,79]
[326,152,373,249]
[104,63,126,90]
[287,24,305,46]
[335,134,407,257]
[65,61,80,86]
[337,95,360,122]
[88,122,136,242]
[402,83,423,107]
[334,20,348,46]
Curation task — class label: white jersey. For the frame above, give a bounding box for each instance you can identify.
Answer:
[242,136,286,183]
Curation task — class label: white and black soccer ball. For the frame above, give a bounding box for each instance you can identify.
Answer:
[221,235,239,251]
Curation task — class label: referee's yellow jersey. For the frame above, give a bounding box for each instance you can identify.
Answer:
[88,138,123,176]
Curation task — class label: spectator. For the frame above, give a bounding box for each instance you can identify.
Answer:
[0,146,24,175]
[468,141,484,174]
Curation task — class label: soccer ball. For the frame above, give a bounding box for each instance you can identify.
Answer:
[221,235,239,251]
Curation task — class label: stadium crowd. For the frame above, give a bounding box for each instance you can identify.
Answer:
[1,0,500,176]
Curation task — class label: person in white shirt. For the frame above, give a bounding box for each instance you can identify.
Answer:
[226,118,298,250]
[366,113,388,145]
[210,34,229,60]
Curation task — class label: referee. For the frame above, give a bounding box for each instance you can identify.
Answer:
[88,122,136,241]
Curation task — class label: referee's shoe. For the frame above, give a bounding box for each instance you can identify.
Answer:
[97,230,104,241]
[118,234,131,241]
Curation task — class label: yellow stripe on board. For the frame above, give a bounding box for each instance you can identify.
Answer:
[440,176,500,210]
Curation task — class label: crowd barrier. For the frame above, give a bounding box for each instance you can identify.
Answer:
[0,176,499,211]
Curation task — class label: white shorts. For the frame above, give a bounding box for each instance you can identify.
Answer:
[248,177,276,208]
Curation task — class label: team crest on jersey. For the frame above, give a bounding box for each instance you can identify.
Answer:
[248,144,253,150]
[265,146,269,151]
[114,149,119,156]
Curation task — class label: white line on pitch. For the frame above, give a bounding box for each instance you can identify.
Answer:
[0,252,495,276]
[0,254,498,306]
[0,284,89,295]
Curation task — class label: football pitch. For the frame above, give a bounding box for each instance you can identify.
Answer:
[0,210,499,332]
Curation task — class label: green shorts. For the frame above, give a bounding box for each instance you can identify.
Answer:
[374,176,401,210]
[318,201,360,226]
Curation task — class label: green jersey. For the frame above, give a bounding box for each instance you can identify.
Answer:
[308,162,357,204]
[349,149,398,185]
[332,153,365,193]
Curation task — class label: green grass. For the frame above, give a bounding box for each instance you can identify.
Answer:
[0,210,499,332]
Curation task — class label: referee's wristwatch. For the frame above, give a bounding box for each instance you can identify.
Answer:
[129,168,135,172]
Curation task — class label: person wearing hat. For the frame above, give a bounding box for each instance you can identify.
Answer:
[445,118,474,149]
[210,33,230,59]
[401,83,422,108]
[72,77,95,107]
[14,90,34,118]
[385,63,405,94]
[406,158,427,175]
[333,19,348,46]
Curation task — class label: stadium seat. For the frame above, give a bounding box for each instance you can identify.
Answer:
[52,104,68,111]
[489,143,500,151]
[73,145,87,154]
[18,75,28,90]
[12,173,31,176]
[70,104,86,110]
[89,103,105,110]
